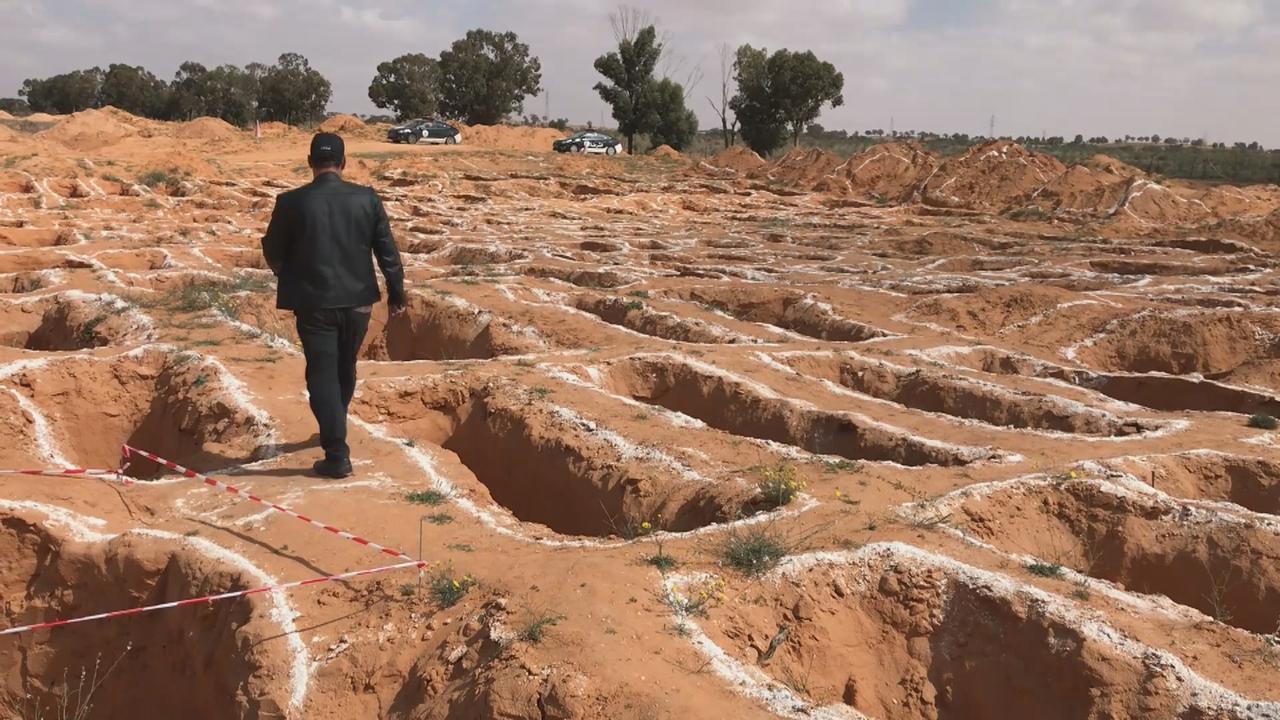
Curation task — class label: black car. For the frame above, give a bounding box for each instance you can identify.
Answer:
[387,119,462,145]
[552,131,622,155]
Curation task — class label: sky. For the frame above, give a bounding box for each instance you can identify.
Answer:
[3,0,1279,146]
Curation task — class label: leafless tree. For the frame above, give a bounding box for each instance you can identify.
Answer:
[707,43,738,148]
[609,5,654,43]
[611,4,702,100]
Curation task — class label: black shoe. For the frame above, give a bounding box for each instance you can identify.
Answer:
[313,457,353,479]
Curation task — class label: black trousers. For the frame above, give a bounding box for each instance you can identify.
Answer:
[295,308,371,461]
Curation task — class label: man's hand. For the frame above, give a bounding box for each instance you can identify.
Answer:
[388,297,408,315]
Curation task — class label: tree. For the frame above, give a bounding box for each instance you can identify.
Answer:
[20,68,104,114]
[1072,134,1084,144]
[707,43,738,148]
[594,24,663,153]
[649,77,698,150]
[204,65,261,126]
[767,49,843,147]
[1151,134,1161,143]
[438,30,542,125]
[368,53,441,121]
[729,45,787,156]
[730,45,843,155]
[257,53,331,124]
[168,61,212,120]
[99,64,169,117]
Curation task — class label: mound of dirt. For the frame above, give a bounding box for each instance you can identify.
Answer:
[1215,206,1280,248]
[875,230,982,257]
[1031,164,1132,214]
[1113,179,1213,226]
[820,141,940,202]
[25,112,58,122]
[750,147,844,190]
[179,116,241,140]
[319,114,366,133]
[1083,154,1144,176]
[650,144,681,159]
[1075,312,1280,375]
[0,125,17,143]
[37,107,149,151]
[909,284,1079,336]
[703,145,765,173]
[458,124,566,151]
[922,140,1066,210]
[1198,184,1280,219]
[0,110,11,120]
[256,121,296,137]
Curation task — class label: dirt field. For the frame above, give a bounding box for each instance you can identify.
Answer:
[2,108,1279,719]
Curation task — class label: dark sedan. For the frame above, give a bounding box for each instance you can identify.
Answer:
[552,131,622,155]
[387,119,462,145]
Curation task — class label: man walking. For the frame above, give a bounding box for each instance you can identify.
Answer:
[262,132,406,479]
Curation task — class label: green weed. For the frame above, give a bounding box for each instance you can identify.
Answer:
[427,568,476,607]
[406,490,447,506]
[720,526,787,576]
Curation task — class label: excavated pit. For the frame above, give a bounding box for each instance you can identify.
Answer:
[708,544,1263,720]
[356,380,752,536]
[0,294,141,350]
[437,245,527,266]
[778,352,1155,437]
[0,227,80,248]
[944,346,1280,416]
[670,286,889,342]
[605,356,990,466]
[363,292,547,362]
[200,248,271,271]
[1,271,51,294]
[1072,312,1280,376]
[956,480,1280,634]
[524,265,634,289]
[0,515,288,719]
[1113,452,1280,516]
[1,350,274,477]
[573,295,753,344]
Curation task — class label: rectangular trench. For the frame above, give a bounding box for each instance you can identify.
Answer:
[946,346,1280,417]
[605,356,991,467]
[573,295,756,344]
[2,350,274,478]
[358,381,752,536]
[670,286,890,342]
[956,480,1280,634]
[706,544,1266,720]
[779,352,1157,437]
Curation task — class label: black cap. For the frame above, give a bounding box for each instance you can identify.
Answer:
[309,132,345,164]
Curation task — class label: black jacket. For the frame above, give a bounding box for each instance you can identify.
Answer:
[261,173,406,311]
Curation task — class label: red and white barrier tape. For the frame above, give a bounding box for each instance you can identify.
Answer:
[0,468,123,479]
[0,559,424,637]
[121,445,422,564]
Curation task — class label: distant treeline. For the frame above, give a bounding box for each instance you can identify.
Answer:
[684,128,1280,185]
[1,54,332,126]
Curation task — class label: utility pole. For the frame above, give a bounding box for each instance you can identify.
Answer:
[989,114,995,139]
[545,91,550,123]
[890,116,895,137]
